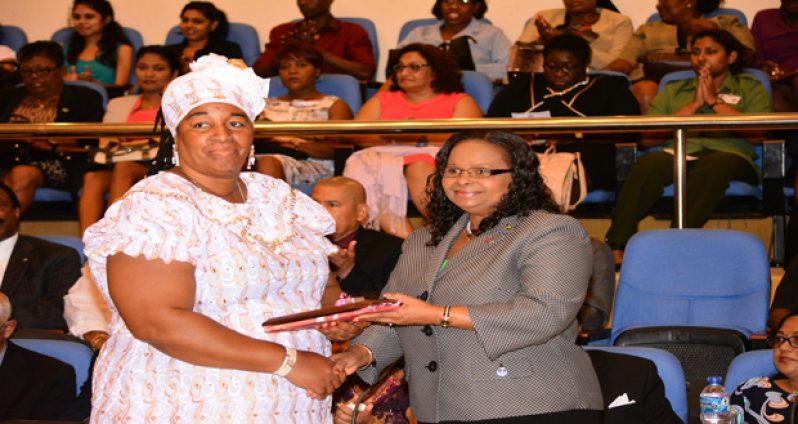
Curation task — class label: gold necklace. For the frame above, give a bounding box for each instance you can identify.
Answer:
[175,168,246,203]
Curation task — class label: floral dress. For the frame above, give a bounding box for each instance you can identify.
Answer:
[731,376,798,423]
[83,171,336,423]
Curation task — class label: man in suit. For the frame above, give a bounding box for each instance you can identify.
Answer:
[587,349,682,424]
[312,176,403,299]
[0,292,76,420]
[0,183,81,331]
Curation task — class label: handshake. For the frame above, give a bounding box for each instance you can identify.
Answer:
[283,322,377,400]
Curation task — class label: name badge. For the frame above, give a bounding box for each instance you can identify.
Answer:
[718,94,742,105]
[511,111,552,119]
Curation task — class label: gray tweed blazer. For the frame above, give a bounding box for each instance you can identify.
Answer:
[355,211,603,422]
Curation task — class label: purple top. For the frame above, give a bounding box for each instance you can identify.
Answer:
[752,8,798,71]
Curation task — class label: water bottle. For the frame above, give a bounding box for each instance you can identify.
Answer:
[699,376,731,423]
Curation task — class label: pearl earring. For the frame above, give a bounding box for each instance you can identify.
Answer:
[172,143,180,167]
[247,144,256,170]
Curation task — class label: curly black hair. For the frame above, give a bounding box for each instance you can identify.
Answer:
[66,0,131,67]
[426,131,560,246]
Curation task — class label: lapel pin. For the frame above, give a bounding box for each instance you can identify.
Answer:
[485,235,494,244]
[504,224,513,231]
[22,257,29,262]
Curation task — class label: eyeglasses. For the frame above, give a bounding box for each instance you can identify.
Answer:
[442,0,473,4]
[443,167,512,179]
[768,334,798,348]
[19,66,60,77]
[393,63,430,73]
[543,62,585,74]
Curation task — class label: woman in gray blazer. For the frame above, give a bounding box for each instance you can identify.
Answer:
[334,131,603,423]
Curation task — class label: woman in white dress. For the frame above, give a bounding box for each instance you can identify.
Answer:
[83,54,346,422]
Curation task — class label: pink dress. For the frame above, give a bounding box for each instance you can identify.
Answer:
[83,172,336,423]
[376,90,467,120]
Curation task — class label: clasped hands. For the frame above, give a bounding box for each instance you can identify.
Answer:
[692,63,720,109]
[302,293,444,398]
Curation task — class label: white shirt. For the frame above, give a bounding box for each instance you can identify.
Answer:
[0,342,6,365]
[64,264,111,338]
[0,233,19,288]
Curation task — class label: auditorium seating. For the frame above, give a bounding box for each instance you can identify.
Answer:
[586,346,688,423]
[12,334,94,395]
[0,25,28,52]
[724,349,777,392]
[39,235,86,265]
[461,70,494,114]
[608,229,770,421]
[397,18,492,43]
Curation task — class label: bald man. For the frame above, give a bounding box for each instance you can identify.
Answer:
[0,292,76,420]
[312,177,403,298]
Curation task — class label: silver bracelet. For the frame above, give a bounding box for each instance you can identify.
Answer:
[273,346,297,377]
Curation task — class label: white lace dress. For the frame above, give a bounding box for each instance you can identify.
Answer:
[83,171,336,423]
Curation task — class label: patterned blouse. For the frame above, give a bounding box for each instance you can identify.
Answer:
[83,171,337,423]
[731,376,798,423]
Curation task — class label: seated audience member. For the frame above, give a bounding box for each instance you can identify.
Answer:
[752,0,798,112]
[605,30,773,264]
[587,349,682,424]
[64,264,111,352]
[489,33,640,193]
[769,254,798,331]
[64,0,134,86]
[397,0,511,82]
[253,0,375,80]
[731,311,798,423]
[0,183,81,331]
[333,359,412,424]
[347,43,482,238]
[0,41,104,214]
[167,1,243,75]
[311,177,403,299]
[0,292,76,421]
[78,45,179,236]
[0,45,20,90]
[517,0,633,72]
[256,42,352,188]
[611,0,755,113]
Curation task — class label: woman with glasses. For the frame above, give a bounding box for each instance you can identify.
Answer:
[64,0,133,87]
[167,1,242,75]
[518,0,632,72]
[397,0,511,82]
[730,311,798,423]
[333,131,603,423]
[488,33,640,193]
[348,43,481,238]
[0,41,104,214]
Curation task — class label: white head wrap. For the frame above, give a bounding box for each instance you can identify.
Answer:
[161,54,270,136]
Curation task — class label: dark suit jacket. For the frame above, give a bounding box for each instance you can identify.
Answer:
[0,236,81,331]
[338,228,403,299]
[0,84,105,123]
[0,341,76,420]
[588,350,682,424]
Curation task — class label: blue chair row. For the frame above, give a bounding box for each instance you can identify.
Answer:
[647,7,749,27]
[13,335,94,396]
[0,25,28,52]
[165,22,261,67]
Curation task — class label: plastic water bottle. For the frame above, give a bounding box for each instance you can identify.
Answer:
[699,376,731,423]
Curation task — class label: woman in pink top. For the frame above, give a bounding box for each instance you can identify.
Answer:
[350,43,481,237]
[78,45,179,235]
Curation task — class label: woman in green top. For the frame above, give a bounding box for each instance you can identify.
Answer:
[605,29,774,263]
[64,0,133,86]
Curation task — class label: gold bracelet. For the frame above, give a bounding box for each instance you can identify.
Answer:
[354,344,375,371]
[440,305,452,328]
[273,346,297,377]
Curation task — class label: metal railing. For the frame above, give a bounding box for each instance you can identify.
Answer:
[3,113,798,228]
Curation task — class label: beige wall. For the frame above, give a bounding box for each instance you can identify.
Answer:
[1,0,780,77]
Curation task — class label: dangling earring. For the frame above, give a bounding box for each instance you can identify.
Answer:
[247,144,256,170]
[172,142,180,167]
